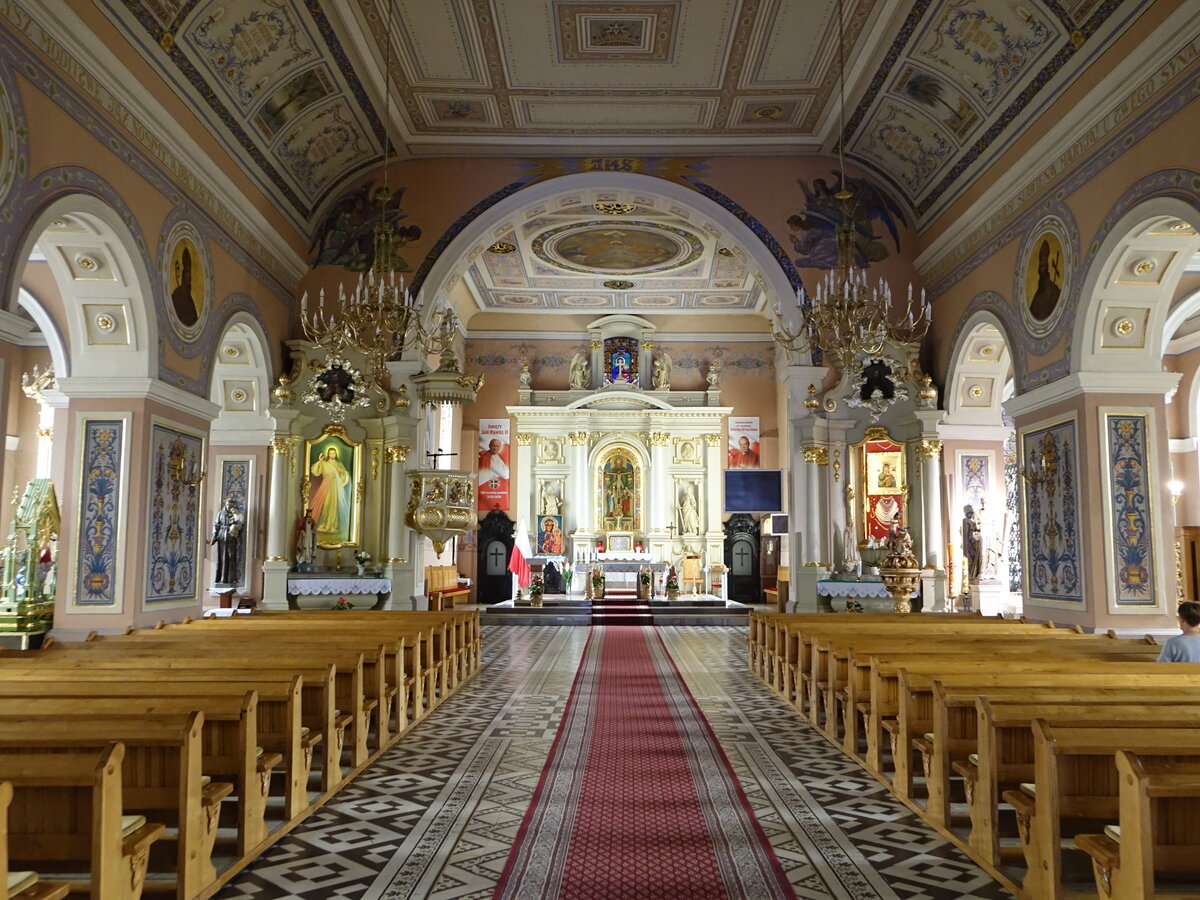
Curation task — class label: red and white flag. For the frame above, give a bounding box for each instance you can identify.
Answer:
[509,522,532,588]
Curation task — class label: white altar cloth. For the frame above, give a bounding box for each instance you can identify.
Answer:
[595,552,652,562]
[817,579,916,599]
[286,577,391,596]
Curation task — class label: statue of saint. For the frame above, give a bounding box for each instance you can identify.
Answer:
[652,353,672,390]
[210,497,245,587]
[540,482,562,516]
[569,352,589,390]
[678,484,700,535]
[295,508,317,570]
[840,520,861,576]
[962,504,983,582]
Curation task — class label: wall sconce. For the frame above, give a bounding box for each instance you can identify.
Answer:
[1021,445,1054,487]
[1169,480,1184,506]
[168,438,206,487]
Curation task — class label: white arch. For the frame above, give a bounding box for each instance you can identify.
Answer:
[1071,197,1200,378]
[421,171,797,329]
[17,287,70,378]
[943,309,1015,429]
[9,194,158,381]
[208,312,276,441]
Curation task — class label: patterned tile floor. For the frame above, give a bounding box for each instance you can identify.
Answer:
[216,626,1013,900]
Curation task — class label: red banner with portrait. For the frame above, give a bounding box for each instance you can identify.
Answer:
[477,419,510,511]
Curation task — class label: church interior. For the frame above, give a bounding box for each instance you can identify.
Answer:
[0,1,1198,898]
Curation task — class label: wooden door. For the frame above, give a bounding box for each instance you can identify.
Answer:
[477,510,514,603]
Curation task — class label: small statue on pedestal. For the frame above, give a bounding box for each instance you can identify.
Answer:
[210,497,245,587]
[295,508,317,572]
[569,352,589,390]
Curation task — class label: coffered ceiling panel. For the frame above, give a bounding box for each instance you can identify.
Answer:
[95,0,1146,232]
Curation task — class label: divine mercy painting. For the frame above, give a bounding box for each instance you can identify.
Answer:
[305,428,361,548]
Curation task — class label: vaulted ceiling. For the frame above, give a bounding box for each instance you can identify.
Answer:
[97,0,1146,232]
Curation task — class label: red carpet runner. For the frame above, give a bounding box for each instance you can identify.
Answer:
[495,626,794,899]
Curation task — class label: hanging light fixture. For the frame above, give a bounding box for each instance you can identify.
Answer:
[298,0,454,386]
[772,0,930,371]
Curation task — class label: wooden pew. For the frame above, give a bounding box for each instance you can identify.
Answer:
[0,676,312,822]
[0,722,205,900]
[1076,751,1200,900]
[923,681,1200,832]
[1,780,70,900]
[424,565,469,609]
[1008,722,1200,900]
[0,694,271,857]
[0,660,344,796]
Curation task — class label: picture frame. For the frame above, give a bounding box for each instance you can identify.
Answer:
[607,533,633,553]
[303,425,363,549]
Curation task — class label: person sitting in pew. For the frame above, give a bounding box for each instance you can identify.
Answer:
[1158,601,1200,662]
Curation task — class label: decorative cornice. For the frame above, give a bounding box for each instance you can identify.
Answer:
[1004,371,1182,420]
[56,376,220,420]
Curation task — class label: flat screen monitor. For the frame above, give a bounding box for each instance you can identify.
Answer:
[724,469,783,513]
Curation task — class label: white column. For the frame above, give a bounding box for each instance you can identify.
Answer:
[569,431,591,538]
[515,432,533,536]
[386,445,410,562]
[650,430,671,532]
[265,436,294,561]
[802,446,828,563]
[920,441,944,568]
[703,433,722,534]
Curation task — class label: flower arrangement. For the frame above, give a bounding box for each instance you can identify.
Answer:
[354,550,371,566]
[844,598,865,614]
[639,570,651,585]
[530,576,544,598]
[562,564,573,591]
[666,573,679,591]
[332,597,353,610]
[591,571,605,588]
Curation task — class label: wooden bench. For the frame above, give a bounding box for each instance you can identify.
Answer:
[762,565,788,611]
[0,675,314,823]
[1076,751,1200,900]
[0,693,272,858]
[0,718,209,900]
[424,565,469,610]
[1008,721,1200,900]
[1,779,70,900]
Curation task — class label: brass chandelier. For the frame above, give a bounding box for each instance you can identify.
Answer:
[772,0,930,371]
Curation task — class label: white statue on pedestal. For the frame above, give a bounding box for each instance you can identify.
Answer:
[652,353,672,390]
[569,352,589,390]
[678,485,700,535]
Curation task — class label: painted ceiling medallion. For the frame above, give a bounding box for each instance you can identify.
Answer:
[603,280,635,290]
[95,313,116,333]
[594,202,636,215]
[531,220,702,274]
[487,240,517,254]
[968,385,984,399]
[1132,258,1156,276]
[75,254,98,271]
[1113,318,1135,337]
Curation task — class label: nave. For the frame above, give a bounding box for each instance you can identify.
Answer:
[218,626,1010,900]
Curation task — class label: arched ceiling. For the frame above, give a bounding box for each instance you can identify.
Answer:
[93,1,1147,232]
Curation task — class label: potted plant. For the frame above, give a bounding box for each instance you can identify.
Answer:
[638,569,651,599]
[591,571,605,599]
[530,576,544,608]
[332,596,352,610]
[666,572,680,601]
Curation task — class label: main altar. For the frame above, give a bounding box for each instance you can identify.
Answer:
[507,315,731,580]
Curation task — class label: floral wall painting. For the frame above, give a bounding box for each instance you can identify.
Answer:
[303,426,362,548]
[893,67,980,140]
[145,423,204,605]
[1099,410,1160,611]
[75,417,126,608]
[310,179,422,271]
[1025,231,1065,322]
[960,453,990,510]
[1020,416,1083,606]
[785,172,908,270]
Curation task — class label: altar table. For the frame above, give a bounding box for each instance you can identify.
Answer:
[817,578,917,612]
[286,575,392,610]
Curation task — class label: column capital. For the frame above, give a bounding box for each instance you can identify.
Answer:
[802,446,829,465]
[269,436,296,456]
[915,439,943,461]
[702,433,721,447]
[515,433,533,446]
[567,431,590,446]
[649,431,671,447]
[384,445,410,464]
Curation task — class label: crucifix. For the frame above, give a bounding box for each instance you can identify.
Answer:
[733,543,752,574]
[487,542,506,575]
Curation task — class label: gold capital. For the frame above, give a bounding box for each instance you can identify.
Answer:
[270,436,293,457]
[650,431,671,447]
[703,433,720,447]
[568,431,590,446]
[803,446,829,465]
[915,439,943,461]
[384,445,410,464]
[515,433,533,446]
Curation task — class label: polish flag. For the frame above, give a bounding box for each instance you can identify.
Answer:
[509,523,532,588]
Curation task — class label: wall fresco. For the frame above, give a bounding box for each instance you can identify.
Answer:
[1021,417,1083,605]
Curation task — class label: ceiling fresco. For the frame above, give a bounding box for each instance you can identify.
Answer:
[455,187,763,314]
[96,0,1144,230]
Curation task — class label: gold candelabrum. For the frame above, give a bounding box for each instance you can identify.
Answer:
[772,191,931,371]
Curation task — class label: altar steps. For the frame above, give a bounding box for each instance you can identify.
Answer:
[478,594,754,626]
[591,590,652,626]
